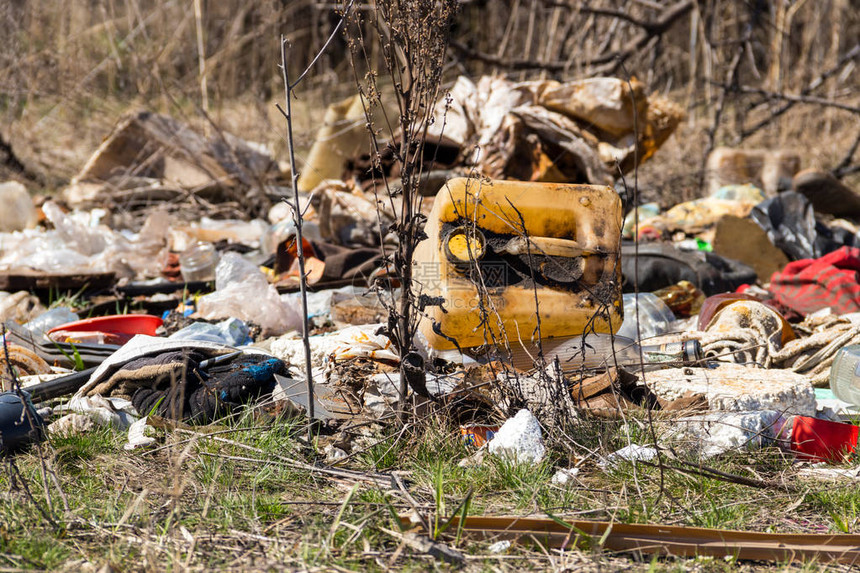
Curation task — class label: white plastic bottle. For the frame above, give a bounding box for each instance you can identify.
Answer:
[829,345,860,406]
[23,308,79,336]
[511,334,702,373]
[616,292,677,340]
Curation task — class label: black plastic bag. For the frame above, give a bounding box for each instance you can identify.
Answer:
[749,192,819,261]
[621,242,758,295]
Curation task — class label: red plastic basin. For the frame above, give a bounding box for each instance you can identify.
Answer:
[47,314,163,346]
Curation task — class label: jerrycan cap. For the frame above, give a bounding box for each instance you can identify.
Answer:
[444,226,486,266]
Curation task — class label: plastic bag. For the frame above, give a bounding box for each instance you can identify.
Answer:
[748,191,858,262]
[168,317,251,346]
[197,253,302,336]
[0,202,167,278]
[750,192,819,261]
[42,201,109,256]
[616,293,675,340]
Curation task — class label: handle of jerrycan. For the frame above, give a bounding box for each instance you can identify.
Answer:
[498,235,606,258]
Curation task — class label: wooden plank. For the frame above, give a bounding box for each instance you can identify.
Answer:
[403,515,860,565]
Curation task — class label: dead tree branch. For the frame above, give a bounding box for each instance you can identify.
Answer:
[738,43,859,141]
[833,128,860,180]
[540,1,652,30]
[541,0,690,36]
[731,86,860,114]
[449,0,692,75]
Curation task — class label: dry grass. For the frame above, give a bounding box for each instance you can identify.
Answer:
[4,407,860,571]
[1,0,857,195]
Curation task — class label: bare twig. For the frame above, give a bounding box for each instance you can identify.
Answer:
[657,458,798,492]
[833,128,860,179]
[291,0,355,89]
[449,0,692,75]
[738,43,860,141]
[730,85,860,114]
[540,0,671,34]
[1,325,59,528]
[275,5,356,436]
[278,38,316,431]
[276,4,351,432]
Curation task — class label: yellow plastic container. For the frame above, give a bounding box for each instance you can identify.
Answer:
[415,177,623,351]
[296,95,366,192]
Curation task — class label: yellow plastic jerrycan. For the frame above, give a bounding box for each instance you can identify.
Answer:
[415,177,623,351]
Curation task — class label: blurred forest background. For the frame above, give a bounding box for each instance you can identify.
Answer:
[1,0,857,201]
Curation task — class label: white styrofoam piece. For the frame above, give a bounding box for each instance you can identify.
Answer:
[603,444,658,468]
[551,467,580,485]
[670,410,783,458]
[643,363,815,416]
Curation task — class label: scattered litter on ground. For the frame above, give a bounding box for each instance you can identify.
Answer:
[551,467,580,485]
[603,443,659,468]
[4,68,860,570]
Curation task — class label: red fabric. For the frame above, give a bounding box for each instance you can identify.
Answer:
[769,246,860,316]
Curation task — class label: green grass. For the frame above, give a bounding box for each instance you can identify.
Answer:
[0,407,854,571]
[808,487,860,533]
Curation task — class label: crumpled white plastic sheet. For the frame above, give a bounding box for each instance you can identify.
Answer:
[168,317,251,346]
[53,395,139,430]
[197,252,302,336]
[48,413,95,437]
[0,201,168,279]
[124,417,157,450]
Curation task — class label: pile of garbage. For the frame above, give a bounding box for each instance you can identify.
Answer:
[3,75,860,479]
